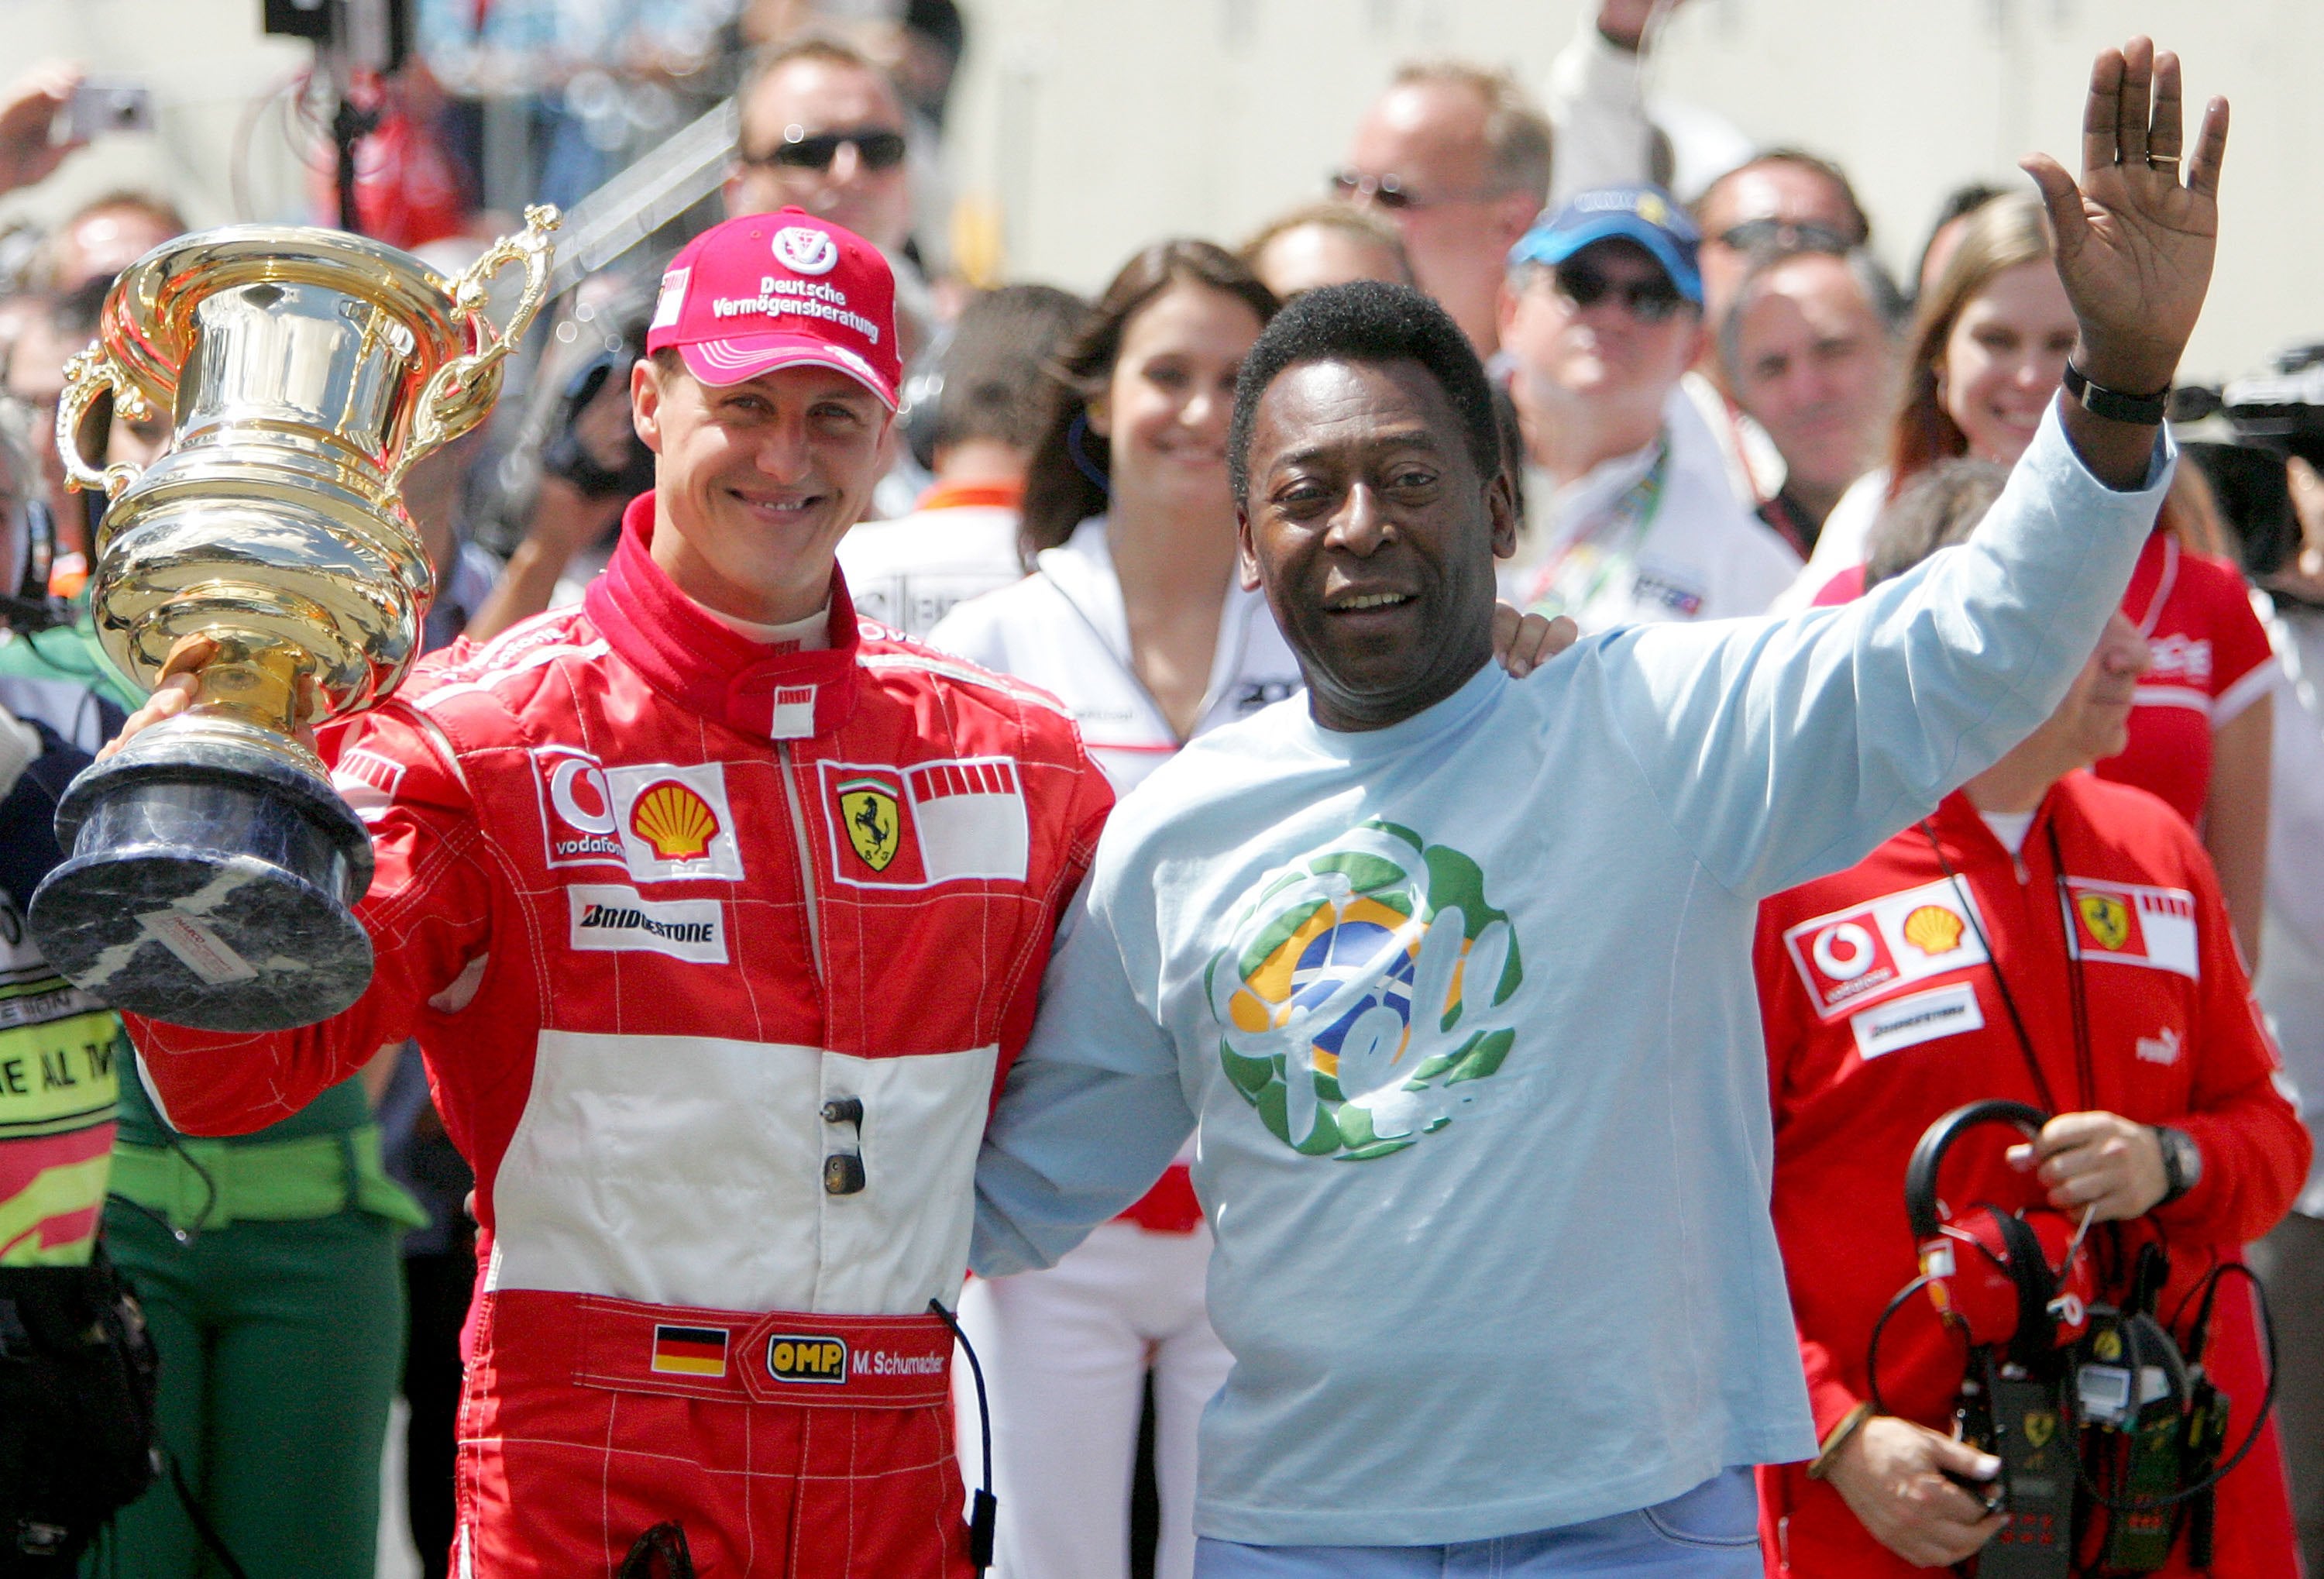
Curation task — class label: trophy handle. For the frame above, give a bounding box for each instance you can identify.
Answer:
[56,346,155,499]
[390,205,562,491]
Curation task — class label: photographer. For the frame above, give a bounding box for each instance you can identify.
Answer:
[0,422,152,1572]
[1752,462,2307,1576]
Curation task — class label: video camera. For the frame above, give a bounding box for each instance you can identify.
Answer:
[1879,1103,2274,1577]
[2168,345,2324,582]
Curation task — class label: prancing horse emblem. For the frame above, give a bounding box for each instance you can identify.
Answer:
[837,777,901,872]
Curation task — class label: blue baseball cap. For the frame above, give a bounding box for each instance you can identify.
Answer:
[1508,184,1703,305]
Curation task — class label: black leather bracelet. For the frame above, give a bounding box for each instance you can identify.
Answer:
[2063,361,2170,426]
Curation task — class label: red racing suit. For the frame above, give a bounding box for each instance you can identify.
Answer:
[125,498,1114,1577]
[1752,776,2308,1578]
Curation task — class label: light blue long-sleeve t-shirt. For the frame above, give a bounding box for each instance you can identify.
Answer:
[971,406,2172,1546]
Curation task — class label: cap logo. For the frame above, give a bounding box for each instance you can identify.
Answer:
[651,268,689,330]
[1636,192,1669,225]
[773,226,840,277]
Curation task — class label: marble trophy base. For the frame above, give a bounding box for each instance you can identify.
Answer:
[29,733,375,1032]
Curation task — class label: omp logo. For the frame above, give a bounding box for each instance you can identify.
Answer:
[566,886,727,964]
[766,1335,849,1384]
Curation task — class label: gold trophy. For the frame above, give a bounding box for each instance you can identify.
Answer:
[27,208,558,1031]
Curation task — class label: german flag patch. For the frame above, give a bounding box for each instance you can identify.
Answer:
[650,1323,731,1378]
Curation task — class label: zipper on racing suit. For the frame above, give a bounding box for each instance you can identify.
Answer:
[775,741,826,979]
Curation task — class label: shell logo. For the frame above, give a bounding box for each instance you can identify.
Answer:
[631,782,721,863]
[1901,903,1966,956]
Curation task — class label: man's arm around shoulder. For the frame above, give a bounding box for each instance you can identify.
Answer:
[975,861,1197,1278]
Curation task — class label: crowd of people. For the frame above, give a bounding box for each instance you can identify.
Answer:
[0,7,2321,1579]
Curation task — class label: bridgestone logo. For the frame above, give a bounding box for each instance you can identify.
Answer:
[566,885,727,964]
[579,904,714,944]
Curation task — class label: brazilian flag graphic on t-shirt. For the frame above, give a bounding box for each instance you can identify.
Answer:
[1205,820,1523,1161]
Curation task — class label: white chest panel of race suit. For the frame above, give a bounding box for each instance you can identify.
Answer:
[487,1030,999,1314]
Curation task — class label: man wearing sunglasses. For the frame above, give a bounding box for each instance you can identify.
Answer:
[729,36,916,256]
[1497,184,1800,634]
[1337,62,1554,357]
[1691,150,1870,330]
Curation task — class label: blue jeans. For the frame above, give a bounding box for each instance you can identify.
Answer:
[1192,1468,1762,1577]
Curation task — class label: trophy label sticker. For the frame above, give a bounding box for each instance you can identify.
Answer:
[137,909,260,986]
[604,764,745,884]
[567,886,727,964]
[532,747,626,869]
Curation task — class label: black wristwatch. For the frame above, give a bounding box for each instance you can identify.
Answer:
[2063,361,2171,426]
[2154,1125,2202,1206]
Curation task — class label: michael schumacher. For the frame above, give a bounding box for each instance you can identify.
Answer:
[108,209,1113,1577]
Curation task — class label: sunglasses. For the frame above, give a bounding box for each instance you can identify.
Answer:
[745,126,909,173]
[1328,169,1494,212]
[1552,264,1689,322]
[1715,218,1853,256]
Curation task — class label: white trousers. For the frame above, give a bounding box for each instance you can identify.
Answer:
[957,1220,1232,1579]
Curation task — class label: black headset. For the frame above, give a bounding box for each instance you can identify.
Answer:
[1906,1099,2064,1371]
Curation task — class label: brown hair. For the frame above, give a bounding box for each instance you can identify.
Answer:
[1862,459,2011,590]
[1019,241,1279,556]
[1239,203,1412,287]
[1387,61,1554,205]
[1886,191,2051,490]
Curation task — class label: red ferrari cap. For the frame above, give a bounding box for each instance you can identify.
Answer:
[645,208,899,408]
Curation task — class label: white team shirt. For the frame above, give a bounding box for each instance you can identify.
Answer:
[839,498,1027,640]
[1501,385,1801,634]
[929,517,1304,795]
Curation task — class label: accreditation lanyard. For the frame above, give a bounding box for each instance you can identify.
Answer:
[1520,437,1670,619]
[1920,814,2095,1117]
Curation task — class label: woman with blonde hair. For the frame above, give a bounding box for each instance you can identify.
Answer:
[1790,189,2273,956]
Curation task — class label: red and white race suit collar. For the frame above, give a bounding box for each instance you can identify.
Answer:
[1923,782,2063,871]
[584,494,862,742]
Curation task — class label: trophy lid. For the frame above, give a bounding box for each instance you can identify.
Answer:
[101,227,472,410]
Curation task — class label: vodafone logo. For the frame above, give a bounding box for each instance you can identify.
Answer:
[1783,876,1993,1020]
[1812,922,1877,982]
[772,225,839,276]
[534,747,624,867]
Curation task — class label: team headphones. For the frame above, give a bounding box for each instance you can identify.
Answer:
[1903,1100,2098,1371]
[1876,1101,2278,1575]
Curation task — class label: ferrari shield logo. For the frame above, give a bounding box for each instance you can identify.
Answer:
[837,776,902,872]
[2078,893,2131,952]
[2023,1409,2058,1448]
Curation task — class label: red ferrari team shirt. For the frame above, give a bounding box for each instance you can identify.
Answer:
[2094,531,2273,827]
[1753,776,2307,1578]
